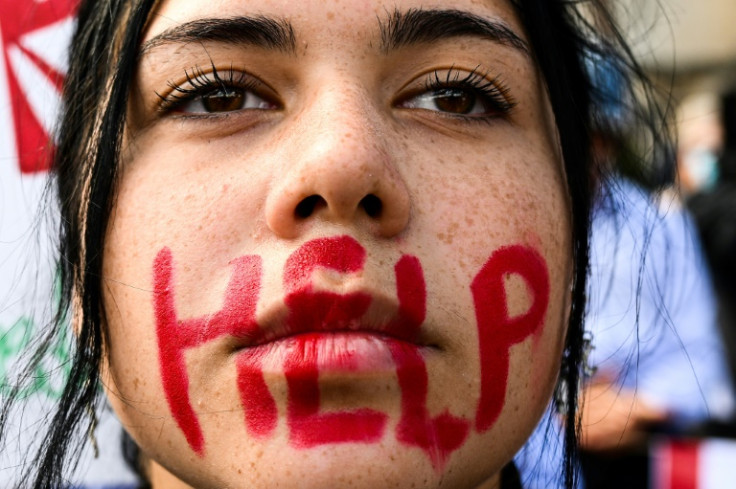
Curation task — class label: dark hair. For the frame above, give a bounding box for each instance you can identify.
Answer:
[0,1,671,487]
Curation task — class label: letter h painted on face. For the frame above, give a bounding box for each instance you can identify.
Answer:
[154,247,263,454]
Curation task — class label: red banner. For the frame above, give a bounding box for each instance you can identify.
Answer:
[0,0,77,173]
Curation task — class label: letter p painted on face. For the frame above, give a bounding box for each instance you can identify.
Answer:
[471,245,550,432]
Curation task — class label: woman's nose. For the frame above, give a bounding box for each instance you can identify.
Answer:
[265,87,411,239]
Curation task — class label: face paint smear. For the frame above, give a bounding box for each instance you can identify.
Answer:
[470,245,550,432]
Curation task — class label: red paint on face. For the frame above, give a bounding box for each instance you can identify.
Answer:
[236,352,278,438]
[282,236,387,445]
[154,248,263,454]
[391,343,470,469]
[470,245,550,432]
[282,288,388,447]
[152,238,551,470]
[285,291,372,335]
[232,236,374,442]
[284,338,389,447]
[389,255,469,469]
[283,235,366,293]
[388,255,425,337]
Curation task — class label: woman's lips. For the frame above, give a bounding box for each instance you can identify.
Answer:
[227,234,431,374]
[231,286,431,373]
[238,331,416,373]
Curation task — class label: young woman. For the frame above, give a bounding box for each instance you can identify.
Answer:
[1,0,669,487]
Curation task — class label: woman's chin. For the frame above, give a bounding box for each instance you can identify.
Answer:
[148,434,500,489]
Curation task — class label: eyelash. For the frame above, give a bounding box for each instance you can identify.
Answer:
[157,65,269,114]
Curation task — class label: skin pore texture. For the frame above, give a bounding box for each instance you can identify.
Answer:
[101,0,573,488]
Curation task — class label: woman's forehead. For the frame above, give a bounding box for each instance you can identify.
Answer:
[142,0,527,48]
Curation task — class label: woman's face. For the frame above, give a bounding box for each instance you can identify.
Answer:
[102,0,572,487]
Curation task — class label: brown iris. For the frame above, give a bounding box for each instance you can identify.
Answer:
[201,89,245,113]
[433,88,475,114]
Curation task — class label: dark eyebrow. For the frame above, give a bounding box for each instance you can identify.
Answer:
[139,16,297,56]
[379,9,529,56]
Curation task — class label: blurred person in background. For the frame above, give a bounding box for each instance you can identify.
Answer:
[677,92,724,196]
[516,58,734,489]
[688,88,736,411]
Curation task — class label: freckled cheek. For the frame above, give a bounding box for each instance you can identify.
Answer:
[102,304,167,420]
[507,309,566,412]
[530,277,570,394]
[101,251,180,438]
[409,158,565,255]
[114,145,271,260]
[492,341,559,449]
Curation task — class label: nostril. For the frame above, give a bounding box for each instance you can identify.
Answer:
[294,194,383,220]
[295,195,327,219]
[360,194,383,218]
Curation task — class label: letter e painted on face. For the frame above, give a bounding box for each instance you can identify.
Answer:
[282,236,388,446]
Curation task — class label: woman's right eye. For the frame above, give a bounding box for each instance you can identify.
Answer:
[175,87,277,114]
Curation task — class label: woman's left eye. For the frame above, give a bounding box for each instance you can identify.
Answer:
[401,87,490,115]
[397,70,516,119]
